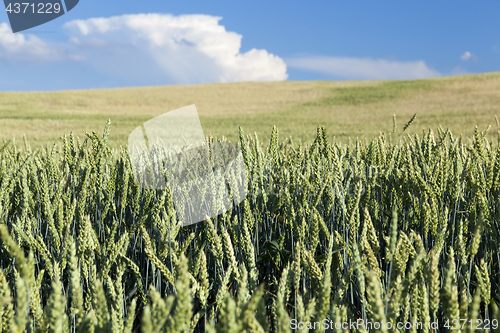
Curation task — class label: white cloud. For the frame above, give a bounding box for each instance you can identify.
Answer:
[286,56,441,80]
[460,51,478,62]
[0,22,71,62]
[62,14,288,83]
[461,51,472,61]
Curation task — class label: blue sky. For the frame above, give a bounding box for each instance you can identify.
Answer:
[0,0,499,91]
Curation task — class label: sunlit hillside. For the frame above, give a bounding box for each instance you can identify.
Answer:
[1,72,500,147]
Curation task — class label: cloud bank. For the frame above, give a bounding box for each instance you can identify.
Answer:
[0,14,287,86]
[1,14,448,87]
[287,56,441,80]
[62,13,288,84]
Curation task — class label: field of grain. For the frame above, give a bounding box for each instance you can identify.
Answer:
[1,72,500,148]
[0,118,498,331]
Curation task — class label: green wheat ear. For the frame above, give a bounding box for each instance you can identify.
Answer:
[403,113,417,132]
[45,279,69,333]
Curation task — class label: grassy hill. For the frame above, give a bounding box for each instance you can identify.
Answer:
[1,72,500,148]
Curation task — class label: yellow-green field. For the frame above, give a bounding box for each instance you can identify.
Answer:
[1,72,500,148]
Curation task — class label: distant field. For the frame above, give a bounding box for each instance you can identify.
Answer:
[1,72,500,148]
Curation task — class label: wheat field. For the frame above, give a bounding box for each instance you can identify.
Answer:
[0,115,498,331]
